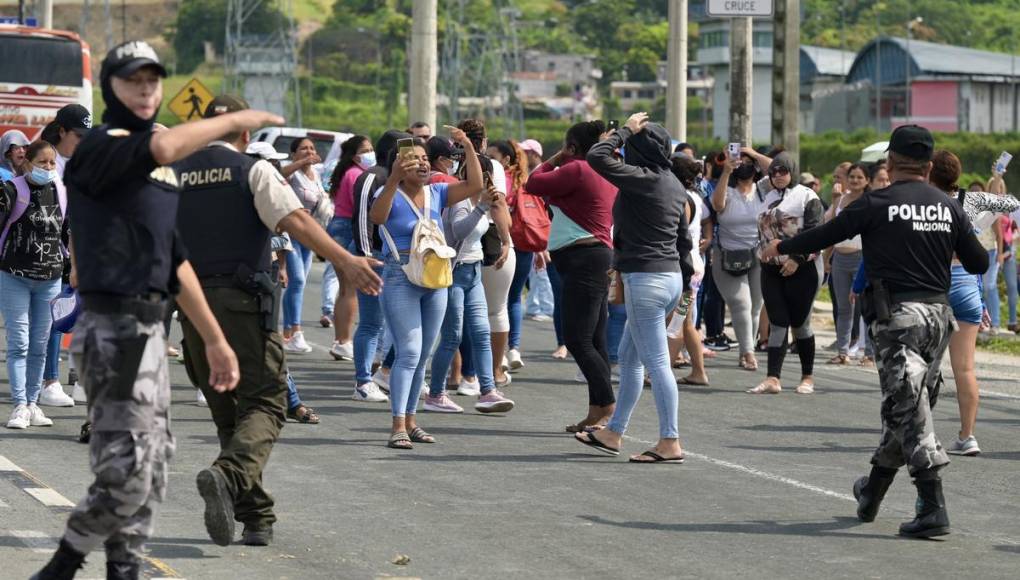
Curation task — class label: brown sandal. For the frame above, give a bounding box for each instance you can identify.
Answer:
[408,427,436,444]
[387,432,413,449]
[827,354,851,365]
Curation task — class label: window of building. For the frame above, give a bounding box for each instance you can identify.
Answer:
[639,89,655,99]
[753,31,773,48]
[624,90,633,99]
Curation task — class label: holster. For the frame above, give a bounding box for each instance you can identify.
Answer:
[233,264,281,332]
[861,278,892,324]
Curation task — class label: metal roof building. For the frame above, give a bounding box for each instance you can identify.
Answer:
[848,37,1020,86]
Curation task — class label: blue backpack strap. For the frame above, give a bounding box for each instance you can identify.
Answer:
[0,176,32,255]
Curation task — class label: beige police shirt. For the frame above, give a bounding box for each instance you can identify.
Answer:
[209,141,304,231]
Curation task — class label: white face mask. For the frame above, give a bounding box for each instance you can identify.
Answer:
[447,160,460,176]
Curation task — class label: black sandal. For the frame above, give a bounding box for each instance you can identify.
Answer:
[387,432,413,449]
[408,427,435,444]
[574,431,620,456]
[629,450,685,464]
[287,405,320,424]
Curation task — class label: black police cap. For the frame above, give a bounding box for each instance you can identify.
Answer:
[887,125,935,161]
[102,40,168,80]
[203,95,250,119]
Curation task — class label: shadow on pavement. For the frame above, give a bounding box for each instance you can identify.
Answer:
[738,424,879,435]
[578,515,899,541]
[368,452,617,464]
[727,443,874,454]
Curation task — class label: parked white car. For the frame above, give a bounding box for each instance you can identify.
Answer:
[251,127,354,189]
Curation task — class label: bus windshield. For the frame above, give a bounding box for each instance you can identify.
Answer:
[0,36,82,86]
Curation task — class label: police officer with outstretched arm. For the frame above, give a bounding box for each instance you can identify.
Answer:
[761,125,988,539]
[174,95,382,549]
[32,41,284,580]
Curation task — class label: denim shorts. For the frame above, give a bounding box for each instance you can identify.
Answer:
[948,264,983,325]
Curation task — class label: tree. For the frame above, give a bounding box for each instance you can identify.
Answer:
[170,0,284,74]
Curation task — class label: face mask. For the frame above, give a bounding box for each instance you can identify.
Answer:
[448,160,460,176]
[359,151,377,169]
[29,165,57,185]
[734,164,756,181]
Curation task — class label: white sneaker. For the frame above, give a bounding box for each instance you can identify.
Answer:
[947,436,981,456]
[353,382,389,402]
[27,404,53,427]
[284,331,314,354]
[501,355,510,373]
[507,349,524,371]
[457,378,481,397]
[6,404,30,429]
[71,382,87,403]
[372,369,391,393]
[495,373,512,388]
[38,383,75,407]
[329,341,354,361]
[196,389,208,407]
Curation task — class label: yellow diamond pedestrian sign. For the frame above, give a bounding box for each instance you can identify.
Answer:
[168,78,215,123]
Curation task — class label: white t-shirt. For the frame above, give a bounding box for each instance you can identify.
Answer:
[685,189,705,277]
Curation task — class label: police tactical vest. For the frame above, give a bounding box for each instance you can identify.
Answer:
[175,146,272,280]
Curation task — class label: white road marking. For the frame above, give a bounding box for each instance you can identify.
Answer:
[0,498,8,508]
[24,487,76,507]
[0,455,23,472]
[978,389,1020,400]
[9,530,57,553]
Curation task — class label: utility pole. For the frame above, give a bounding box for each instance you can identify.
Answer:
[665,0,688,141]
[905,17,922,125]
[41,0,53,29]
[771,0,799,163]
[409,0,438,130]
[730,17,753,144]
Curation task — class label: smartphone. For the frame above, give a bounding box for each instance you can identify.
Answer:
[397,138,415,163]
[995,151,1013,175]
[608,119,619,131]
[728,143,741,160]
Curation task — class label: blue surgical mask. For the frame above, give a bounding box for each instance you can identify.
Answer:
[29,165,57,185]
[359,151,377,169]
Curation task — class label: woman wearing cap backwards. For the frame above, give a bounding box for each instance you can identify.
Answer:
[31,39,297,580]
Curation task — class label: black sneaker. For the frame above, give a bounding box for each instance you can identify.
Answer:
[78,421,91,444]
[241,524,273,546]
[705,335,731,352]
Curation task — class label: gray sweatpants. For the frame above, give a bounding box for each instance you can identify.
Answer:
[831,251,862,356]
[711,248,763,355]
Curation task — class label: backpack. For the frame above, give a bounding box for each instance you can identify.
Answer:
[380,187,456,289]
[0,176,67,258]
[509,185,550,252]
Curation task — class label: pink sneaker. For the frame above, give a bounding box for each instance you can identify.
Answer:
[475,389,515,414]
[423,393,464,413]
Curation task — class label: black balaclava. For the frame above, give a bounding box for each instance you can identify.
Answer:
[624,123,673,171]
[100,41,167,131]
[767,152,798,192]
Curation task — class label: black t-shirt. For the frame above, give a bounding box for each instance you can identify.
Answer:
[65,125,187,297]
[779,179,988,295]
[0,179,68,280]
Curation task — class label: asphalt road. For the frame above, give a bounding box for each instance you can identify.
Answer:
[1,263,1019,579]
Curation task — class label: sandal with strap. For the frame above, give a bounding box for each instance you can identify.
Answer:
[629,450,685,464]
[739,357,759,371]
[859,356,876,368]
[408,427,436,444]
[747,381,782,394]
[827,354,851,365]
[795,382,815,395]
[387,432,413,449]
[287,405,320,424]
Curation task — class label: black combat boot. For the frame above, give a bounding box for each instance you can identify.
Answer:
[241,523,274,546]
[898,470,950,538]
[196,466,236,547]
[105,561,140,580]
[852,465,898,522]
[31,539,86,580]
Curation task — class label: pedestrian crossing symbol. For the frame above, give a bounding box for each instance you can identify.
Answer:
[168,78,215,123]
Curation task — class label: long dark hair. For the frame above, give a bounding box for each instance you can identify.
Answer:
[328,134,369,195]
[40,121,63,147]
[670,155,701,191]
[846,162,872,195]
[490,139,529,194]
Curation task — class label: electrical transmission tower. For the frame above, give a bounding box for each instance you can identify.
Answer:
[224,0,302,126]
[439,0,525,139]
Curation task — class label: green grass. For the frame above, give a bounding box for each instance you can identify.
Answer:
[294,0,331,23]
[976,335,1020,356]
[816,285,831,304]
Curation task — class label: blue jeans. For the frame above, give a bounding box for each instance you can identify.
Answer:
[355,266,386,384]
[606,303,627,365]
[508,250,534,350]
[322,217,354,316]
[525,268,554,316]
[1,272,62,405]
[547,261,565,346]
[983,249,1000,327]
[283,239,314,329]
[286,371,301,411]
[608,272,684,439]
[381,259,448,417]
[1002,251,1017,326]
[430,262,496,397]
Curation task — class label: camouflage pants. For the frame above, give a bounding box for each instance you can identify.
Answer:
[869,302,953,476]
[64,310,175,561]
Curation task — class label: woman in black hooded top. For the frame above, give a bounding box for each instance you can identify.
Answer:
[573,112,693,464]
[749,152,825,395]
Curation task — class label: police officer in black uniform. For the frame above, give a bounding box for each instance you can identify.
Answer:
[32,40,285,580]
[762,125,988,538]
[174,95,382,548]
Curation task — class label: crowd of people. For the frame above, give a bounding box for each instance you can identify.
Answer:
[3,39,1017,580]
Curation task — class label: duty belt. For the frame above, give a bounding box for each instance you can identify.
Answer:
[81,293,167,324]
[890,290,948,305]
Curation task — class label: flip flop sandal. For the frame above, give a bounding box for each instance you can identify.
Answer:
[287,405,320,424]
[629,450,685,464]
[387,432,413,449]
[827,354,851,365]
[677,376,709,386]
[739,359,759,371]
[747,382,782,394]
[408,427,436,444]
[574,431,621,456]
[565,423,606,433]
[795,382,815,395]
[672,358,691,369]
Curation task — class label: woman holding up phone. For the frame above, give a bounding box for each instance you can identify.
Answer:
[368,128,487,449]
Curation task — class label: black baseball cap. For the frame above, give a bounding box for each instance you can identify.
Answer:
[102,40,167,79]
[54,104,92,136]
[203,95,249,119]
[887,125,934,161]
[426,136,456,162]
